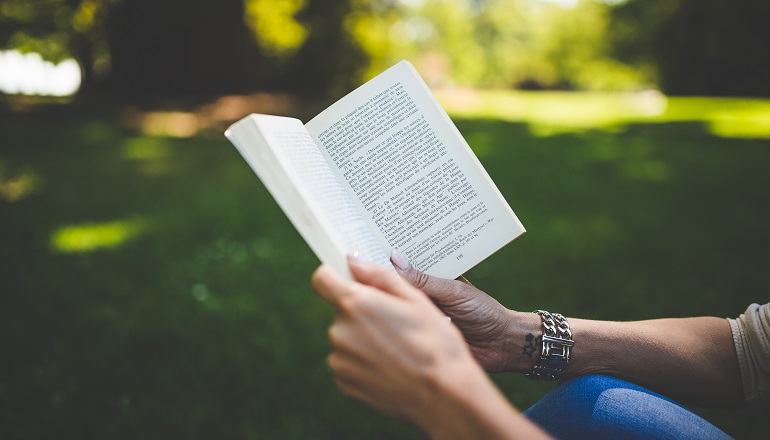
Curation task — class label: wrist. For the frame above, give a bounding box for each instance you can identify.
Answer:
[525,310,574,381]
[417,359,527,440]
[500,310,542,374]
[410,354,483,434]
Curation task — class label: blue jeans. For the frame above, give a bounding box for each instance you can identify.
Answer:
[523,375,731,439]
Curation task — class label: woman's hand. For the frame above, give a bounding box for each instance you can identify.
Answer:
[311,257,550,439]
[311,257,480,427]
[390,250,537,373]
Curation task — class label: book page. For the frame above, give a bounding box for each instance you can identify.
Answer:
[305,61,524,279]
[226,115,389,277]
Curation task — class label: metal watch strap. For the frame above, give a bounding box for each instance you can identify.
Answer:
[526,310,574,381]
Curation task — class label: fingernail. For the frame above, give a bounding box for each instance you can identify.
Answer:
[348,251,362,262]
[390,249,410,271]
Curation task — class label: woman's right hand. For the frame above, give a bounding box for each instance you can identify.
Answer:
[390,250,538,374]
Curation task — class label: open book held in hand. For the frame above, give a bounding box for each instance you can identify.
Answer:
[225,60,524,280]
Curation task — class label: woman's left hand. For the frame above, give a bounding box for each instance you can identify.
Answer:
[311,257,479,428]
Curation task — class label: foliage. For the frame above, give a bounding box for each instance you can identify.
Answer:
[343,0,649,90]
[102,0,272,100]
[0,0,652,101]
[0,0,115,90]
[287,0,370,97]
[3,0,768,98]
[2,97,769,437]
[244,0,308,56]
[609,0,770,96]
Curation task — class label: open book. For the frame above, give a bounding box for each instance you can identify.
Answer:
[225,60,524,280]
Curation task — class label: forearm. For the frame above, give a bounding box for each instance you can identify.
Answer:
[418,362,550,440]
[569,316,742,407]
[504,312,743,408]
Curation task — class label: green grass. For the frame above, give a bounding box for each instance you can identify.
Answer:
[1,94,769,439]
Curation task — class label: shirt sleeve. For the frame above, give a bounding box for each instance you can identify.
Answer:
[727,303,770,409]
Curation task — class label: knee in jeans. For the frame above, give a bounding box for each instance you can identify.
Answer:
[556,374,628,400]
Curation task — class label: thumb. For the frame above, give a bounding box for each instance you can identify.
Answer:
[389,249,468,306]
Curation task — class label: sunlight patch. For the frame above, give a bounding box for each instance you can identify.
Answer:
[708,111,770,139]
[436,89,669,137]
[0,164,40,202]
[0,50,81,97]
[438,89,770,139]
[137,111,199,138]
[51,218,147,253]
[245,0,308,56]
[121,138,171,160]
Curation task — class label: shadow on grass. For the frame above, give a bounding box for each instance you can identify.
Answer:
[1,111,768,438]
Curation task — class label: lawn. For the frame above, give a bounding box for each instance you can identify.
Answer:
[1,93,769,438]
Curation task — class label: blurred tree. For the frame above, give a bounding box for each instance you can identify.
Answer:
[536,1,646,90]
[0,0,117,96]
[343,0,404,82]
[287,0,370,98]
[104,0,271,101]
[8,0,766,101]
[609,0,770,96]
[363,0,647,91]
[1,0,374,102]
[0,0,80,62]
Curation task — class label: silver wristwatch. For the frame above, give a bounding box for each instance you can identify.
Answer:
[526,310,574,381]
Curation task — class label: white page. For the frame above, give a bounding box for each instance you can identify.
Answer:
[305,61,524,279]
[226,115,390,277]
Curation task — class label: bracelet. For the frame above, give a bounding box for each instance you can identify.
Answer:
[525,310,574,381]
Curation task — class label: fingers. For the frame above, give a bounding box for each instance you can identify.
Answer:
[311,264,357,308]
[390,250,470,306]
[314,261,422,323]
[347,255,425,302]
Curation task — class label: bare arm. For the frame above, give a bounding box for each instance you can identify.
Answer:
[393,253,743,409]
[507,312,742,408]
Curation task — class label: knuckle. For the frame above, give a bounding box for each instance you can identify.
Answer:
[409,269,431,290]
[327,352,340,370]
[449,280,474,298]
[310,270,323,289]
[328,323,346,348]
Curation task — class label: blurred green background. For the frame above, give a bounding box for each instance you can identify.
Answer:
[2,0,769,438]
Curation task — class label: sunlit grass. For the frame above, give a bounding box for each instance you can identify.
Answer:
[119,137,176,175]
[436,89,770,139]
[50,218,147,253]
[707,109,770,139]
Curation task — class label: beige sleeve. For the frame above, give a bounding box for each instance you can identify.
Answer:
[727,303,770,409]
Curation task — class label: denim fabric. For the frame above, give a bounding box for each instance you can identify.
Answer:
[523,374,731,439]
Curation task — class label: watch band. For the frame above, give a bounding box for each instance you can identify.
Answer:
[526,310,574,381]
